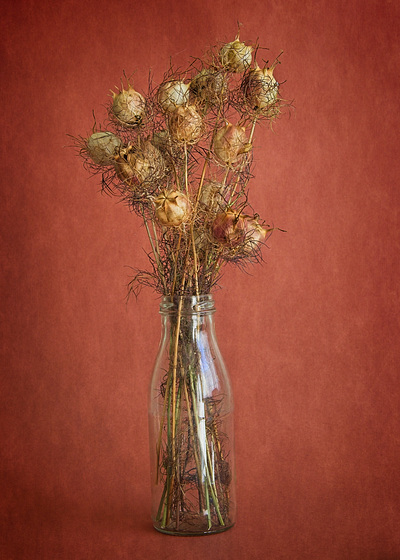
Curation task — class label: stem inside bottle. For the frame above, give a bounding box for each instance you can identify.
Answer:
[148,295,235,535]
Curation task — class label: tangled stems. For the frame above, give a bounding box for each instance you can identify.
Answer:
[73,35,288,300]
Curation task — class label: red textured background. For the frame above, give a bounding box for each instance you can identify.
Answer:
[1,1,399,558]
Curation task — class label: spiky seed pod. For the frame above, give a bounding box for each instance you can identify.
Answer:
[190,69,227,105]
[242,215,268,253]
[219,36,253,73]
[242,64,279,110]
[213,123,251,166]
[155,190,190,227]
[114,141,165,188]
[199,180,226,212]
[168,105,203,144]
[86,131,122,166]
[158,81,190,112]
[111,86,145,127]
[211,211,246,247]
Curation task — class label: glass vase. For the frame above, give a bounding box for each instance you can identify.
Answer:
[148,294,236,536]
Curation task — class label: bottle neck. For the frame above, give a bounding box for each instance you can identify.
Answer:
[159,295,217,341]
[159,294,216,317]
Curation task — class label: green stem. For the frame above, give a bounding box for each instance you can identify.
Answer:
[183,372,205,511]
[189,370,225,526]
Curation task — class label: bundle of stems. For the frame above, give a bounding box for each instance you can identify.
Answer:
[154,305,233,531]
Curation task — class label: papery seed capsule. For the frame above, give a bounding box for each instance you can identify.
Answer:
[190,69,227,104]
[213,123,251,166]
[114,141,164,187]
[212,211,246,247]
[199,181,226,212]
[133,141,165,183]
[112,86,145,127]
[242,64,279,110]
[242,215,268,253]
[158,81,190,112]
[168,105,203,144]
[87,131,122,166]
[155,190,190,227]
[219,36,252,73]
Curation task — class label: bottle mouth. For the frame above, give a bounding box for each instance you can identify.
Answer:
[159,294,215,315]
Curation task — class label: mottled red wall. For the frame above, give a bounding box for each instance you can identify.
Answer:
[1,0,399,558]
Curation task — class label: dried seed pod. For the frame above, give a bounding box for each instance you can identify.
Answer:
[213,123,251,166]
[211,211,246,247]
[168,105,203,144]
[158,81,190,112]
[190,69,227,105]
[242,64,279,110]
[134,141,165,183]
[87,131,122,166]
[242,215,268,253]
[219,36,252,73]
[155,190,190,227]
[111,86,145,127]
[114,141,165,187]
[198,180,226,212]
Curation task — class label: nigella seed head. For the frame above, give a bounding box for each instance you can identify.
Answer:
[219,35,253,73]
[168,105,203,144]
[212,211,246,247]
[155,190,191,227]
[86,131,123,166]
[158,81,190,113]
[242,63,280,112]
[111,85,146,128]
[213,123,251,166]
[114,141,165,190]
[242,215,269,254]
[190,69,227,105]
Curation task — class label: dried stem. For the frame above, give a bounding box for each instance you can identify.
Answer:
[142,210,167,292]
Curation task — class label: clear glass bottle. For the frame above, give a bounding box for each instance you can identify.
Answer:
[148,294,236,535]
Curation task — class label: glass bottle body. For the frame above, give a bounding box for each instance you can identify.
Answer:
[148,295,236,535]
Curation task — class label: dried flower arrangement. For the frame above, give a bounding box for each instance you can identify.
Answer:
[73,32,287,535]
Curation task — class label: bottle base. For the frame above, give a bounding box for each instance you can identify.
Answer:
[153,521,235,537]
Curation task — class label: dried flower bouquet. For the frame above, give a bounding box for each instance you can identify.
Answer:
[74,33,286,534]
